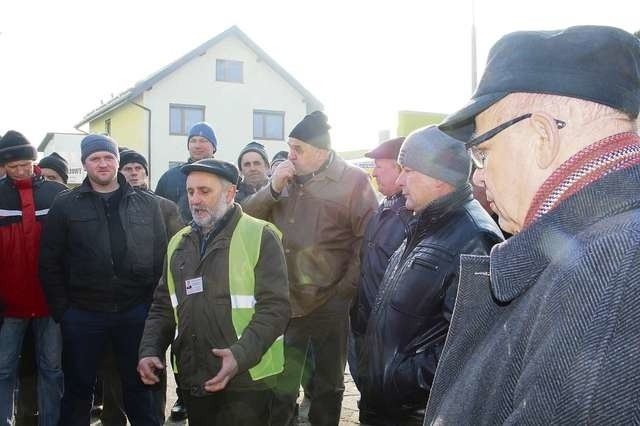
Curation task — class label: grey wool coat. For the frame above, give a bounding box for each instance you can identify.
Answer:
[424,164,640,425]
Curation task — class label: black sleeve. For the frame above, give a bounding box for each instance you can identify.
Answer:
[38,195,69,322]
[155,173,169,200]
[151,199,168,287]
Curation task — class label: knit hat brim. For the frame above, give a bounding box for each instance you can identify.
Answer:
[0,144,38,165]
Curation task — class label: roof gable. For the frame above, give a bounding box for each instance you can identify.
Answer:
[77,25,322,127]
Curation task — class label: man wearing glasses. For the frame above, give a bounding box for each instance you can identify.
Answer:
[424,26,640,424]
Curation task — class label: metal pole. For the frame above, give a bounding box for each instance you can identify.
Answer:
[471,0,478,94]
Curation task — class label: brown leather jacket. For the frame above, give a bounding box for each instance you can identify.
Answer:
[242,154,378,317]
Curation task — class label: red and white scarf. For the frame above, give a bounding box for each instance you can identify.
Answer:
[525,132,640,227]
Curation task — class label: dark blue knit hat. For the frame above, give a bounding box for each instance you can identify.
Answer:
[188,122,217,151]
[80,134,119,163]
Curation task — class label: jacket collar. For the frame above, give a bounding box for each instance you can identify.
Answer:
[414,183,473,225]
[294,151,345,185]
[490,163,640,303]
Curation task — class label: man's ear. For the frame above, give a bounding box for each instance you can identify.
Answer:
[530,112,561,169]
[226,184,237,203]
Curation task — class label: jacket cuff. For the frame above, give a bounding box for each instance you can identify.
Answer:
[139,346,163,361]
[269,184,281,200]
[229,343,250,374]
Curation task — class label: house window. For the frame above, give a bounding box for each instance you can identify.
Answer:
[170,104,205,135]
[253,110,285,140]
[216,59,243,83]
[105,119,111,136]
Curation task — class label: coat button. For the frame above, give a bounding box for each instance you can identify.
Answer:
[289,218,295,224]
[285,249,290,254]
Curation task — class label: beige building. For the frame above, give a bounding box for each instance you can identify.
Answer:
[77,25,322,187]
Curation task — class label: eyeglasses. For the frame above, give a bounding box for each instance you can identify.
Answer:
[466,113,566,169]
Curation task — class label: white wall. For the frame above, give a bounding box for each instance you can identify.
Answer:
[144,34,310,188]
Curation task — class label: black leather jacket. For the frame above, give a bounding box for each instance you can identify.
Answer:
[39,173,167,321]
[350,193,412,386]
[357,185,503,424]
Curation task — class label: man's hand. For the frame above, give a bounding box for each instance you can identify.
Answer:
[204,348,239,393]
[137,357,164,385]
[270,160,295,194]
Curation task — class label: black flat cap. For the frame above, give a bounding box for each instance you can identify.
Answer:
[365,137,405,161]
[440,25,640,142]
[181,158,239,185]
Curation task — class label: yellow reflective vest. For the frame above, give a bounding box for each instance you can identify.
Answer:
[166,214,284,381]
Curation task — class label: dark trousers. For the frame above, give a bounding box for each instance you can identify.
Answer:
[183,389,271,426]
[59,304,158,426]
[100,346,166,426]
[271,293,350,426]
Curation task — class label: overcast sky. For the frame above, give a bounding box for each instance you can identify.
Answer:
[1,0,638,152]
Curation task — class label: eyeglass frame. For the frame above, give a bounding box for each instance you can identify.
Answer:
[465,113,567,169]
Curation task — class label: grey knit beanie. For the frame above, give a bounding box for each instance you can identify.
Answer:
[398,125,471,188]
[80,134,119,163]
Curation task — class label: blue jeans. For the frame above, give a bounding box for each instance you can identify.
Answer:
[0,317,63,426]
[59,303,157,426]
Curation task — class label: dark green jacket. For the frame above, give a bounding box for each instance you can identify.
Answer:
[139,204,290,395]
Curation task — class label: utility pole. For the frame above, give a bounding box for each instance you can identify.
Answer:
[471,0,478,94]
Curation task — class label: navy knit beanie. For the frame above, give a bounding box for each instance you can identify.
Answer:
[188,122,217,151]
[80,134,119,163]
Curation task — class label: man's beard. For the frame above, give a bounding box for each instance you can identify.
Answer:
[191,196,230,230]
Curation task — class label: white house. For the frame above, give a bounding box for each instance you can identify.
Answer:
[76,25,323,187]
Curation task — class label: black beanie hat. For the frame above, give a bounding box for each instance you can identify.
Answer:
[0,130,37,165]
[289,111,331,149]
[237,141,269,169]
[119,149,149,175]
[38,152,69,184]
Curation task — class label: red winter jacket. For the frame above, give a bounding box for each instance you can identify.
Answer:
[0,170,66,317]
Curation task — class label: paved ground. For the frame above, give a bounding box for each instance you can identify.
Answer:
[91,355,362,425]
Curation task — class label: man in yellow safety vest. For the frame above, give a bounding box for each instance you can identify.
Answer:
[137,158,290,426]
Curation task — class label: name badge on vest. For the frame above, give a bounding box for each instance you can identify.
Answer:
[185,277,204,295]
